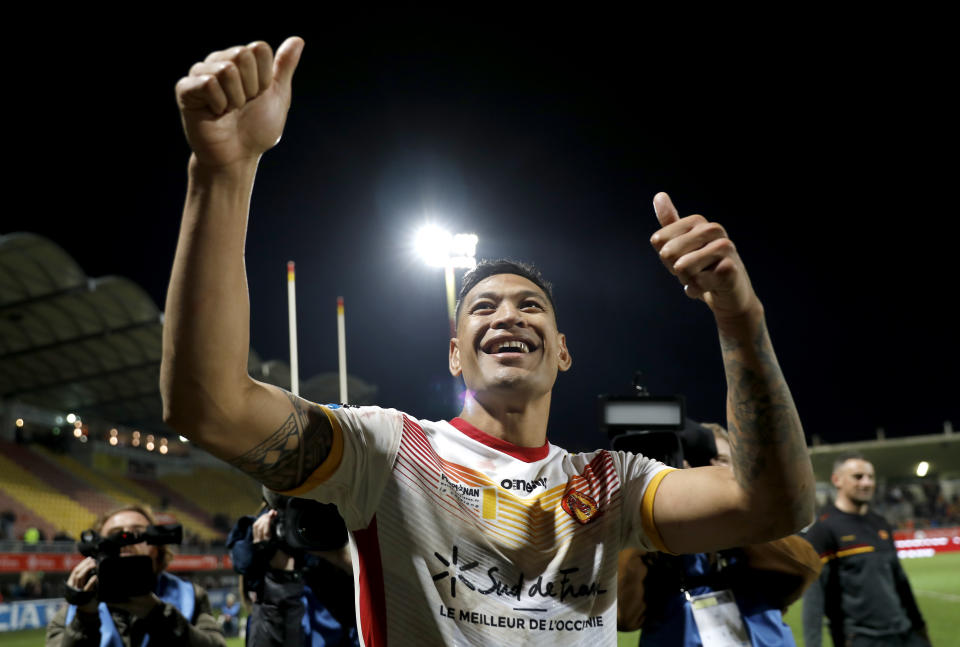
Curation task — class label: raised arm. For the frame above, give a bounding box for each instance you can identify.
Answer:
[160,37,332,491]
[648,192,815,553]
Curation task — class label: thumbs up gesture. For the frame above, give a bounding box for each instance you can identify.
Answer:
[650,192,760,322]
[175,37,304,168]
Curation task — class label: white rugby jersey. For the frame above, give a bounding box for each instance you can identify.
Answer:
[285,404,672,646]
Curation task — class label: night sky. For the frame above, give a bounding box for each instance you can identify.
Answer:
[10,20,955,452]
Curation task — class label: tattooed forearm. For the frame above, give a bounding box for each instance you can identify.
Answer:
[720,320,809,500]
[227,394,333,491]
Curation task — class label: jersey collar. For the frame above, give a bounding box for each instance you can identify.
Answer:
[449,417,550,463]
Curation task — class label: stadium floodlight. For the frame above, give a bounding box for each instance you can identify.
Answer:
[414,225,479,335]
[414,225,478,270]
[916,461,930,477]
[415,224,479,410]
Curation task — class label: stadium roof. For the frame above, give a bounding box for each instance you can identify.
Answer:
[0,233,170,432]
[0,233,375,436]
[810,431,960,481]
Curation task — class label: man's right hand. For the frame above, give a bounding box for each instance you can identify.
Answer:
[175,37,304,168]
[252,509,294,571]
[66,557,99,614]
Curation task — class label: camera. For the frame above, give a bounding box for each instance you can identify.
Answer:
[65,524,182,604]
[262,487,347,552]
[598,373,715,468]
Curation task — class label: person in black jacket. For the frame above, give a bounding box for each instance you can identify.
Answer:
[802,453,930,647]
[228,497,358,647]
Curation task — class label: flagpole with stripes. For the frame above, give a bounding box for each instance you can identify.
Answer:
[287,261,299,396]
[337,297,348,404]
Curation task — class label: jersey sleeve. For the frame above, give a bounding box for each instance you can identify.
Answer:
[613,451,674,552]
[281,405,404,531]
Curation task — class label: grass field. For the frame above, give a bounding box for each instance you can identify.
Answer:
[3,554,957,645]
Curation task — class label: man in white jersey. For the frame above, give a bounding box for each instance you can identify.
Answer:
[161,36,816,646]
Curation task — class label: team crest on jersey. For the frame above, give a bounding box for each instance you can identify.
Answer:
[562,489,600,524]
[878,529,889,540]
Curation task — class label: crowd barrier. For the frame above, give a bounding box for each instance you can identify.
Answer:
[0,588,236,633]
[894,526,960,558]
[0,598,62,632]
[0,552,233,574]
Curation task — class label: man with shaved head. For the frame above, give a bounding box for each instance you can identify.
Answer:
[802,454,930,647]
[162,36,815,645]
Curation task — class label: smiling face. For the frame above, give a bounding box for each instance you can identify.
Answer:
[449,273,571,405]
[832,458,876,510]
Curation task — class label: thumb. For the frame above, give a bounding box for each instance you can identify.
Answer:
[273,36,305,89]
[653,192,680,227]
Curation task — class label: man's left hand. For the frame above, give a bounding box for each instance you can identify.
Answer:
[650,192,761,322]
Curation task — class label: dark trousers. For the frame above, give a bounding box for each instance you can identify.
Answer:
[848,629,931,647]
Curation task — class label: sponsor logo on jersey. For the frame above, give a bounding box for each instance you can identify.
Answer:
[878,529,889,540]
[431,545,480,598]
[500,477,548,493]
[561,489,600,524]
[429,543,608,608]
[841,534,856,542]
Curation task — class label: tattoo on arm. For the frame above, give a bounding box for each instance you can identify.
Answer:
[720,322,806,493]
[227,394,333,491]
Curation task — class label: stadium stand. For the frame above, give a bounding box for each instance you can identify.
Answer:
[30,445,224,543]
[153,467,261,529]
[0,450,97,539]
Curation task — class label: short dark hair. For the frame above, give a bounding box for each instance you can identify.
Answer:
[455,259,557,325]
[832,452,870,475]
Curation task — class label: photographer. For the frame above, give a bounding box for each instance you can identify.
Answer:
[227,493,358,647]
[46,504,225,647]
[618,422,822,646]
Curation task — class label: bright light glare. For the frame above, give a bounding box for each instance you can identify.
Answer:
[66,413,77,424]
[146,441,155,451]
[159,445,168,455]
[916,461,930,477]
[415,225,478,269]
[73,428,82,438]
[179,435,189,443]
[109,436,118,446]
[415,225,453,267]
[15,418,24,428]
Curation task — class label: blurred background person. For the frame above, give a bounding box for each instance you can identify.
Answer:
[220,592,241,638]
[46,503,225,647]
[227,491,358,646]
[802,454,930,647]
[618,421,822,646]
